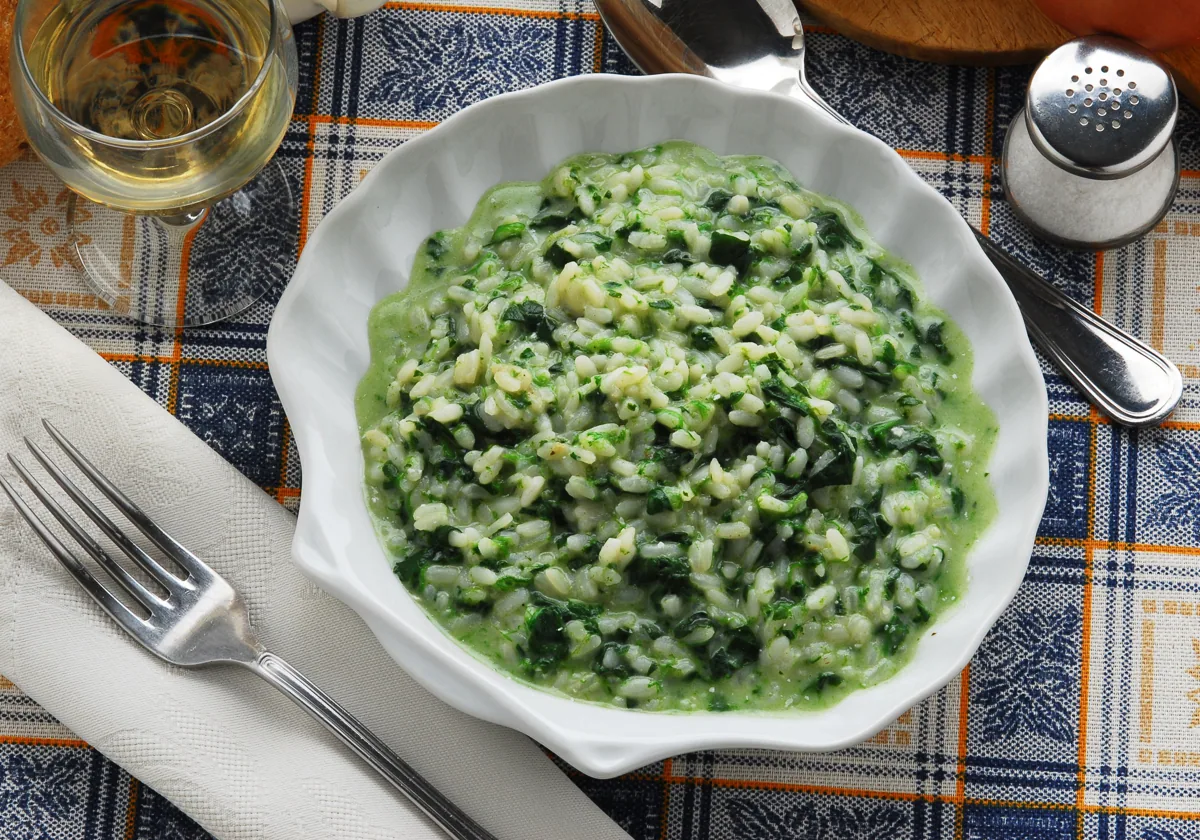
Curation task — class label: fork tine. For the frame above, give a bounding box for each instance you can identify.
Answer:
[8,454,162,611]
[0,472,149,632]
[23,438,181,594]
[42,420,216,584]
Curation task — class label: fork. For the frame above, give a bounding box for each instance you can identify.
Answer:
[0,420,498,840]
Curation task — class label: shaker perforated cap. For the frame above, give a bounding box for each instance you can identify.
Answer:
[1026,36,1178,180]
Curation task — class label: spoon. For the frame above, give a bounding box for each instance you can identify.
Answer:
[594,0,1184,428]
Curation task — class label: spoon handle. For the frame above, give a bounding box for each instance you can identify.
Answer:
[788,81,1183,427]
[971,231,1182,426]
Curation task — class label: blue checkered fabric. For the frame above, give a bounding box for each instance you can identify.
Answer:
[5,4,1200,838]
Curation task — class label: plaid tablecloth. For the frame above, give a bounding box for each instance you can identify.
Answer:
[4,2,1200,838]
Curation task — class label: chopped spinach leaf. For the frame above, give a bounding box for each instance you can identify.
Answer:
[660,248,694,265]
[807,209,859,250]
[704,189,733,211]
[501,300,558,343]
[762,377,811,414]
[848,505,880,560]
[707,694,733,712]
[424,232,448,261]
[807,671,844,693]
[490,222,526,244]
[625,552,691,593]
[392,524,457,589]
[545,232,612,268]
[674,611,714,639]
[807,419,857,489]
[691,325,717,351]
[878,619,910,655]
[925,321,951,358]
[709,230,752,273]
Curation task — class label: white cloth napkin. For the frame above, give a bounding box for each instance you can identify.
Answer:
[0,281,631,840]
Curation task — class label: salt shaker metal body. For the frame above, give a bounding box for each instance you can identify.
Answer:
[1002,37,1181,250]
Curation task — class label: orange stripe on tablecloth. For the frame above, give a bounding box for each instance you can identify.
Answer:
[124,777,140,840]
[296,16,326,258]
[119,214,136,293]
[894,149,991,165]
[954,666,971,840]
[1074,406,1101,837]
[659,758,672,840]
[1088,805,1200,820]
[592,14,606,74]
[297,117,318,257]
[164,323,186,413]
[1093,250,1105,317]
[308,114,439,129]
[1048,413,1200,432]
[608,766,1200,819]
[979,68,996,236]
[0,675,13,689]
[17,289,113,311]
[1150,238,1169,353]
[653,774,935,801]
[1076,561,1096,831]
[312,12,326,101]
[296,118,316,254]
[165,222,202,415]
[629,772,1200,820]
[384,2,600,20]
[978,801,1200,821]
[174,227,199,329]
[100,353,268,370]
[1034,535,1093,548]
[1140,619,1155,743]
[0,735,89,747]
[1061,415,1199,432]
[1035,537,1200,557]
[276,419,294,504]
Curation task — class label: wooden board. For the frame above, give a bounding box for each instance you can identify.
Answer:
[796,0,1200,107]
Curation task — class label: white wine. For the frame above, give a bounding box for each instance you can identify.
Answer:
[10,0,300,326]
[23,0,294,214]
[52,0,266,140]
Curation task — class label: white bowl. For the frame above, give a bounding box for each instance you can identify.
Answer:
[267,73,1048,778]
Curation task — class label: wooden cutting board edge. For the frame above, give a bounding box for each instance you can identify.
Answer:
[797,0,1200,107]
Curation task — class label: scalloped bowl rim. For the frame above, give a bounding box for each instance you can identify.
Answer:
[267,73,1049,779]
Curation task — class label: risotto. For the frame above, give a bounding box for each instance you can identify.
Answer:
[355,141,996,712]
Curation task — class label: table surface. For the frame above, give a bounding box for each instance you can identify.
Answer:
[4,2,1200,838]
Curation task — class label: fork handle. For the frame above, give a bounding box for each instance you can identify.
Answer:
[250,652,499,840]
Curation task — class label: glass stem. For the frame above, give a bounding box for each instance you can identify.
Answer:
[156,206,209,229]
[150,207,209,256]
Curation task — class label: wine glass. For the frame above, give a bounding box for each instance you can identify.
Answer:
[11,0,300,326]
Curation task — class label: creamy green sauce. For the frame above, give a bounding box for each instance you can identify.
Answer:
[357,142,996,712]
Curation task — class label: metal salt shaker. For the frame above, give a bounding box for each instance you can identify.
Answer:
[1002,36,1181,250]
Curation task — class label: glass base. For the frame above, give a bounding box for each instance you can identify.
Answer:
[69,159,299,327]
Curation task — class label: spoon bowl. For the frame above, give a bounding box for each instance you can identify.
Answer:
[595,0,839,118]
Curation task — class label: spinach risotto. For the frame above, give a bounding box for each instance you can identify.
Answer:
[356,141,996,712]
